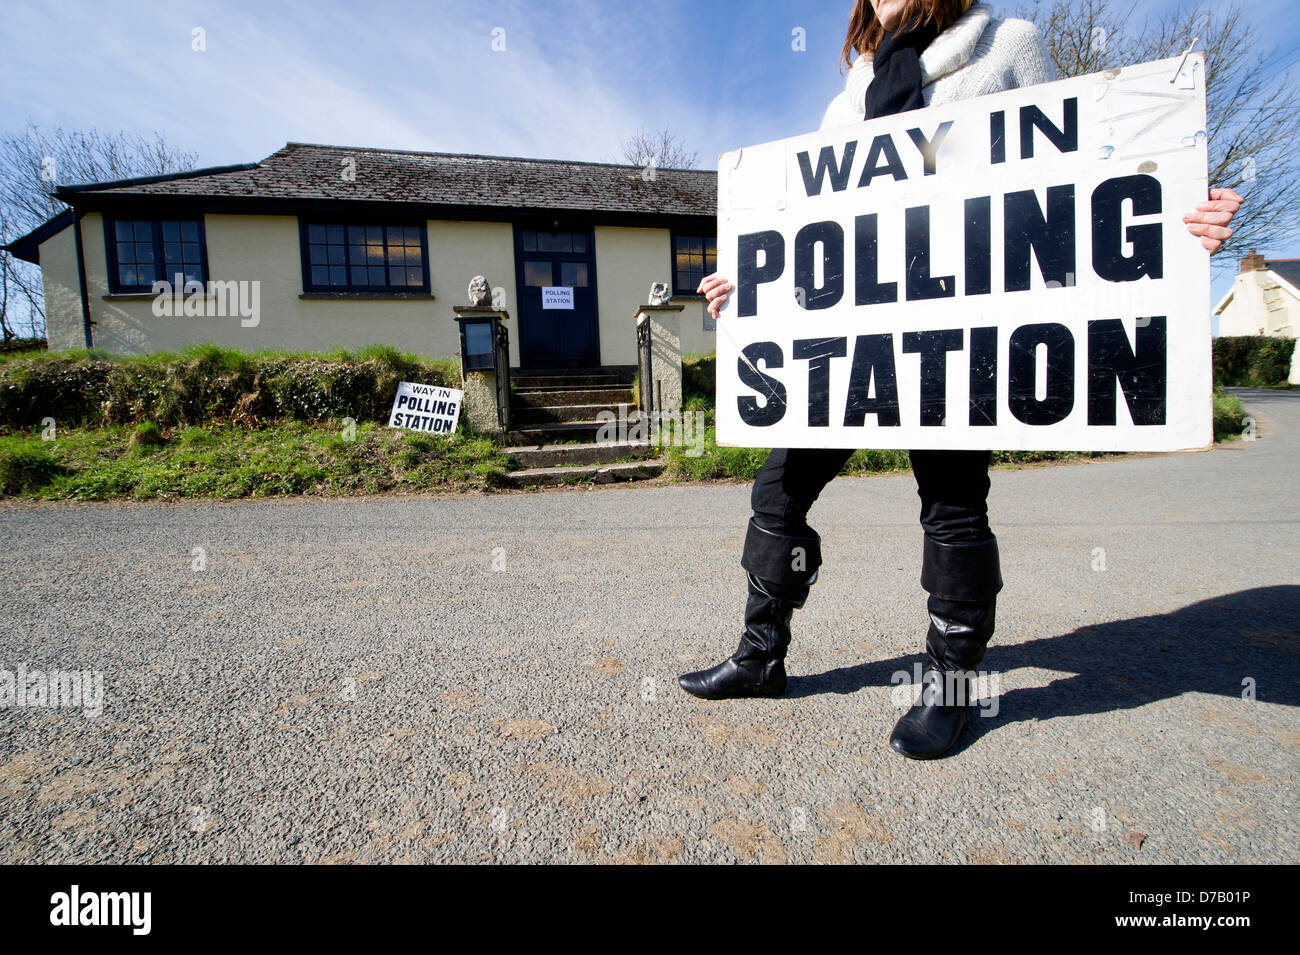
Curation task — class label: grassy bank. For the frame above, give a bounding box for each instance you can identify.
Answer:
[0,344,501,500]
[1212,387,1248,443]
[0,421,507,499]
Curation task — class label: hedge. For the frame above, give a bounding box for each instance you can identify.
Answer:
[0,343,460,429]
[1212,336,1295,387]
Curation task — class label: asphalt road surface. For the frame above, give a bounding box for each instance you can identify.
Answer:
[1,388,1296,864]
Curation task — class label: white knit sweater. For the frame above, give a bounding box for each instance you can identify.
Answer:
[820,2,1055,131]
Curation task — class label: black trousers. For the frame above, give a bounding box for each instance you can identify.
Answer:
[750,448,993,545]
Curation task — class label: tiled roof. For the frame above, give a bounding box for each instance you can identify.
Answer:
[60,142,717,218]
[1266,259,1300,291]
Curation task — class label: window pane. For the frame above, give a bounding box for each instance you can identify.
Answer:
[308,224,325,243]
[347,225,365,243]
[115,221,134,241]
[182,242,200,263]
[351,266,369,285]
[572,233,587,253]
[116,242,136,264]
[328,245,346,266]
[404,225,421,243]
[136,262,157,284]
[521,232,537,252]
[560,262,588,287]
[389,246,406,266]
[369,266,385,285]
[406,268,423,286]
[309,245,327,265]
[389,267,405,285]
[135,243,154,263]
[465,322,493,355]
[119,266,136,286]
[523,261,551,286]
[134,221,152,240]
[327,225,344,244]
[329,266,347,285]
[537,232,570,252]
[181,221,200,242]
[404,245,421,266]
[367,225,383,243]
[365,242,384,265]
[162,221,180,241]
[164,242,181,264]
[311,266,328,285]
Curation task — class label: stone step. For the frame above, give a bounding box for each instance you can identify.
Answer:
[503,459,665,487]
[512,374,627,389]
[502,421,609,445]
[506,440,653,469]
[511,387,633,407]
[513,403,628,425]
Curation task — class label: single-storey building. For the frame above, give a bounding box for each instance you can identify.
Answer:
[1214,252,1300,384]
[4,142,719,370]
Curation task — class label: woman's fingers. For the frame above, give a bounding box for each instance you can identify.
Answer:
[1180,187,1244,253]
[1185,220,1233,253]
[696,274,732,320]
[1185,221,1233,240]
[1184,209,1236,226]
[1209,187,1244,204]
[696,273,729,294]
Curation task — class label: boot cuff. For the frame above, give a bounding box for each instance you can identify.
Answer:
[921,536,1003,600]
[741,518,822,588]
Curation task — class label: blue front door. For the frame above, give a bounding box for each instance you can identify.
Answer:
[514,227,599,368]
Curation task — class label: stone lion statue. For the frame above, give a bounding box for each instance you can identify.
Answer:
[468,275,492,306]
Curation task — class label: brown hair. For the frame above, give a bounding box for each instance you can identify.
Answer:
[840,0,974,71]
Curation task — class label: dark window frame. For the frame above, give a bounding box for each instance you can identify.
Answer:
[104,217,209,294]
[298,220,431,294]
[670,232,717,297]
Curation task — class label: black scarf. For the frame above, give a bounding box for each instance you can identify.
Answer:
[863,18,941,120]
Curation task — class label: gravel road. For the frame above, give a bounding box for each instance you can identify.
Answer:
[1,388,1296,864]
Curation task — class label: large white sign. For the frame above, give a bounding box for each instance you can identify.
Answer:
[715,56,1211,452]
[388,381,462,435]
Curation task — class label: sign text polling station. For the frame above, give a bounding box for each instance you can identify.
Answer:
[714,56,1212,452]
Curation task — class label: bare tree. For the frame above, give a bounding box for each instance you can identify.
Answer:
[0,121,199,339]
[619,126,700,171]
[1016,0,1300,265]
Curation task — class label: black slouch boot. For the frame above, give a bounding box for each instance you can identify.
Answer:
[678,519,821,700]
[889,536,1002,760]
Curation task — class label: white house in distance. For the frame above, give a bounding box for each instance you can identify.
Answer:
[1214,252,1300,385]
[4,143,719,372]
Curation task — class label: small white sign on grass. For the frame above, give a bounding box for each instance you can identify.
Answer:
[388,381,463,435]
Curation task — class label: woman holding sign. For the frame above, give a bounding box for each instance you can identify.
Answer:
[677,0,1242,759]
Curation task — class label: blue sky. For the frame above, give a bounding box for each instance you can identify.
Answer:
[2,0,1297,306]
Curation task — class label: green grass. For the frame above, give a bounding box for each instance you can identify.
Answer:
[0,421,508,500]
[1213,388,1249,443]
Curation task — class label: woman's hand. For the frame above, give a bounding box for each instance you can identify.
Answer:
[698,273,733,320]
[1184,187,1244,254]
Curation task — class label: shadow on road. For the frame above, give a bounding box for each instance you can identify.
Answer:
[786,586,1300,753]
